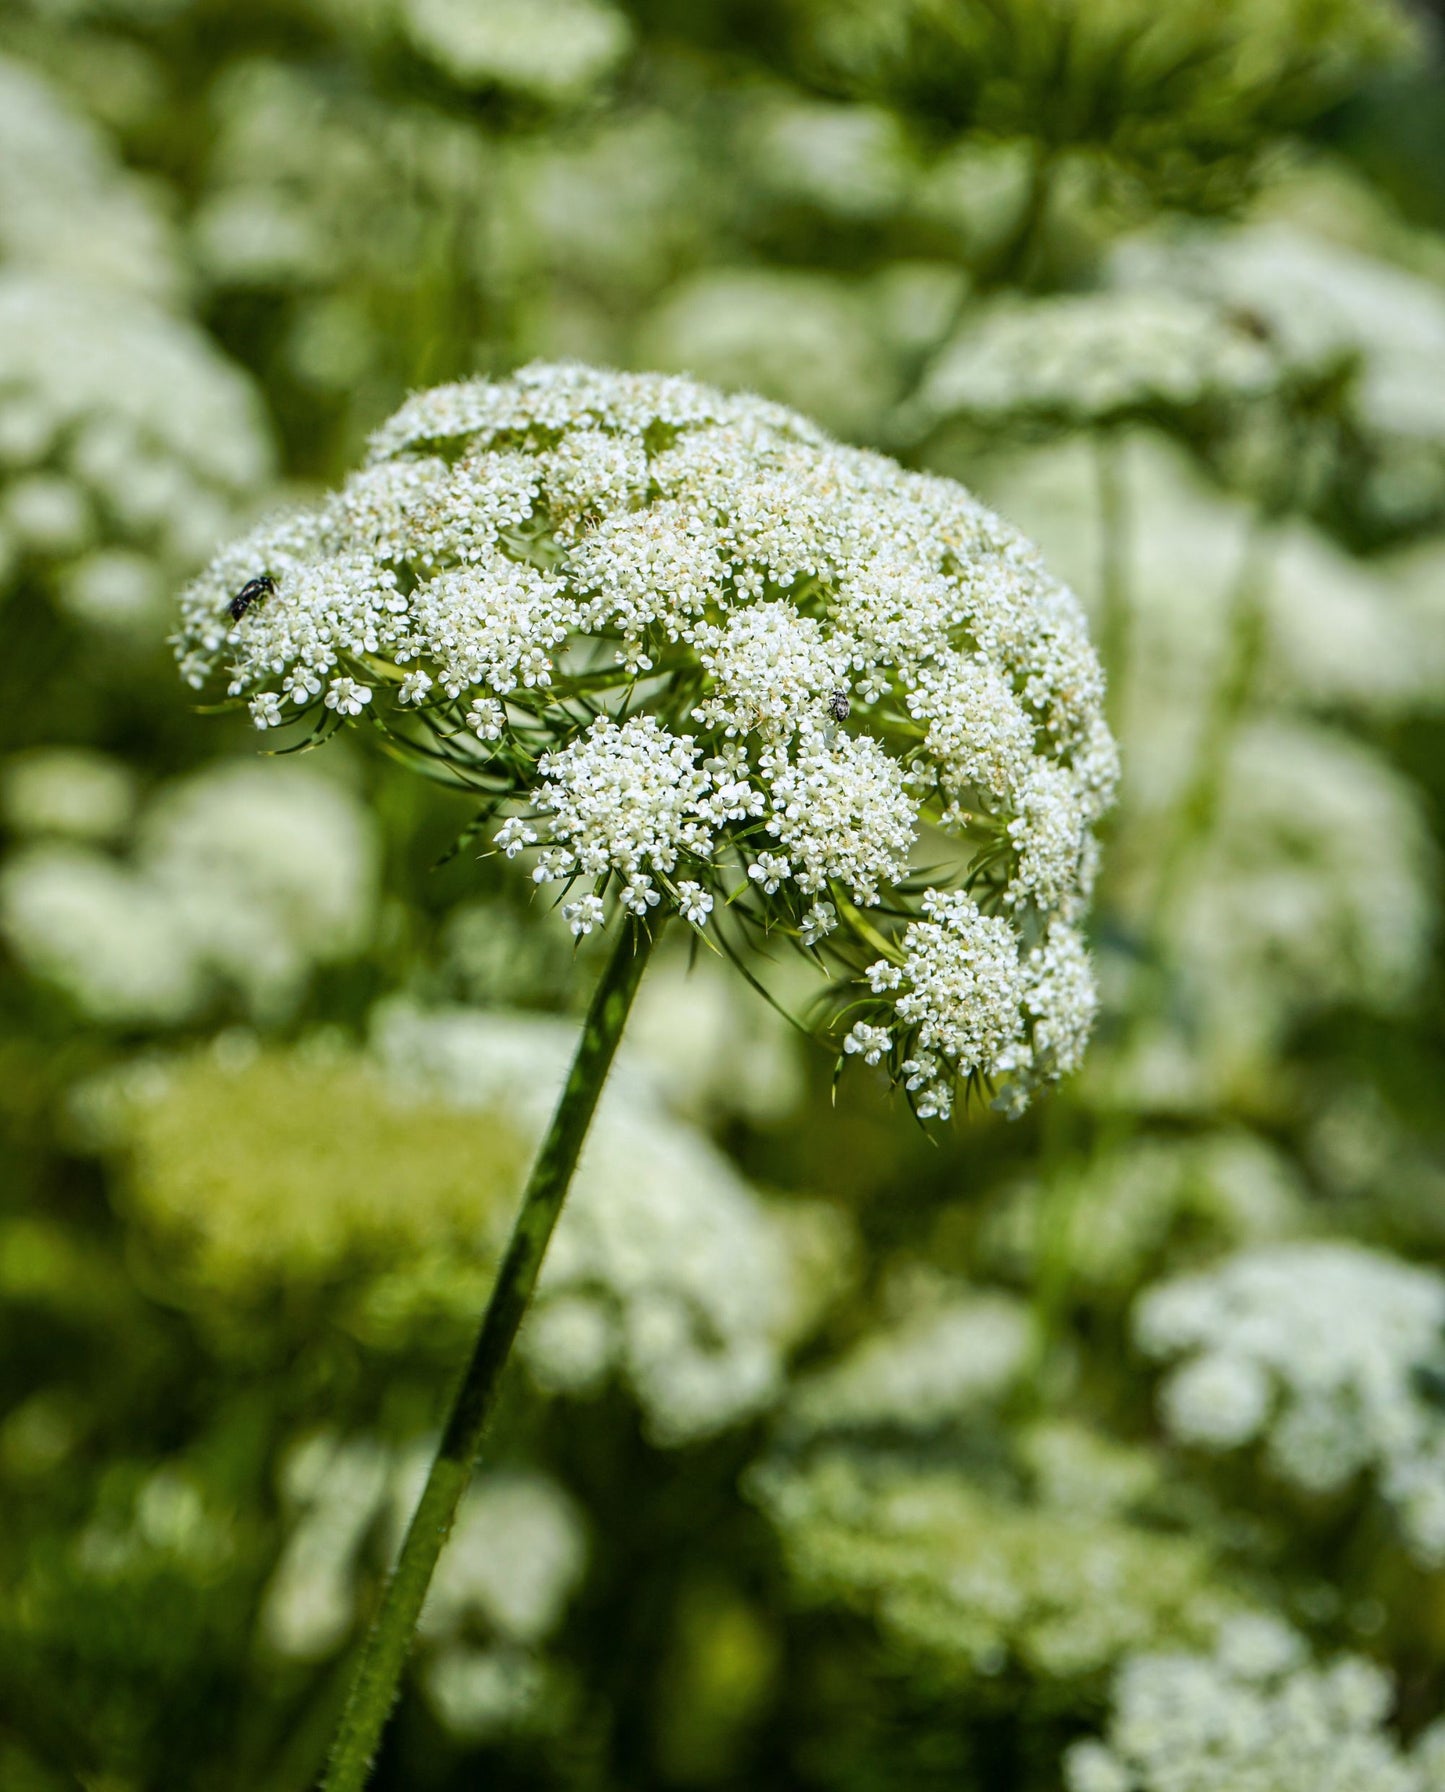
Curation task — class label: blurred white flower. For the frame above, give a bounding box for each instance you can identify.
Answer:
[1165,719,1434,1074]
[735,91,916,223]
[1,748,137,842]
[0,273,272,619]
[263,1433,586,1738]
[750,1440,1247,1685]
[1068,1618,1441,1792]
[1137,1242,1445,1564]
[0,54,181,303]
[625,946,804,1126]
[398,0,632,102]
[642,268,897,439]
[783,1284,1032,1437]
[372,1004,854,1444]
[413,1471,587,1645]
[984,1129,1307,1298]
[1,760,377,1025]
[261,1434,392,1661]
[0,843,209,1025]
[1113,222,1445,534]
[909,290,1283,438]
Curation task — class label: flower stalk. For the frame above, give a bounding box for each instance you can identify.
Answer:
[1093,429,1131,734]
[321,916,662,1792]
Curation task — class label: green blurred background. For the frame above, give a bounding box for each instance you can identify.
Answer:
[3,1,1445,1787]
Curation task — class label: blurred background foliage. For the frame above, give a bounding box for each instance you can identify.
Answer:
[2,0,1445,1788]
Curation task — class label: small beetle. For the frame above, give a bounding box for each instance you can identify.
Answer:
[827,689,851,722]
[229,574,275,624]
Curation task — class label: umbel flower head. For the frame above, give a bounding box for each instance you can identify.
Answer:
[176,363,1116,1119]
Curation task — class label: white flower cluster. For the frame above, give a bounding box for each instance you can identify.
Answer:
[0,761,376,1025]
[749,1441,1244,1685]
[1112,222,1445,534]
[1067,1617,1445,1792]
[909,290,1284,439]
[856,895,1096,1119]
[984,1129,1306,1299]
[0,275,272,622]
[861,891,1024,1118]
[644,268,897,440]
[177,363,1115,1117]
[1136,1242,1445,1565]
[528,715,724,921]
[0,55,181,304]
[371,1005,853,1444]
[782,1282,1032,1438]
[397,0,632,103]
[261,1431,586,1741]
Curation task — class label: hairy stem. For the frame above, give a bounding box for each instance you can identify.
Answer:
[321,917,662,1792]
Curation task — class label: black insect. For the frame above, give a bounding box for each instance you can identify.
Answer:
[827,689,851,722]
[229,574,275,623]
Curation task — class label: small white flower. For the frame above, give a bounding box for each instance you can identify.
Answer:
[843,1021,890,1064]
[706,774,764,822]
[561,893,606,937]
[675,881,714,927]
[398,670,433,704]
[620,876,661,916]
[748,851,791,894]
[466,696,505,740]
[249,691,284,730]
[283,666,323,705]
[800,900,837,946]
[325,676,372,717]
[495,817,538,859]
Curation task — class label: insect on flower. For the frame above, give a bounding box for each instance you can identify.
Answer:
[827,689,851,722]
[229,574,275,623]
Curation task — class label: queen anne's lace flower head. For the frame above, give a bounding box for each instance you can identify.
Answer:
[0,55,182,304]
[1067,1618,1445,1792]
[1136,1242,1445,1566]
[907,290,1286,442]
[1111,221,1445,536]
[398,0,633,103]
[176,363,1116,1117]
[0,274,272,621]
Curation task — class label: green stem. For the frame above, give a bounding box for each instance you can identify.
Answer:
[1146,511,1273,944]
[321,917,662,1792]
[1094,429,1131,736]
[988,137,1054,290]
